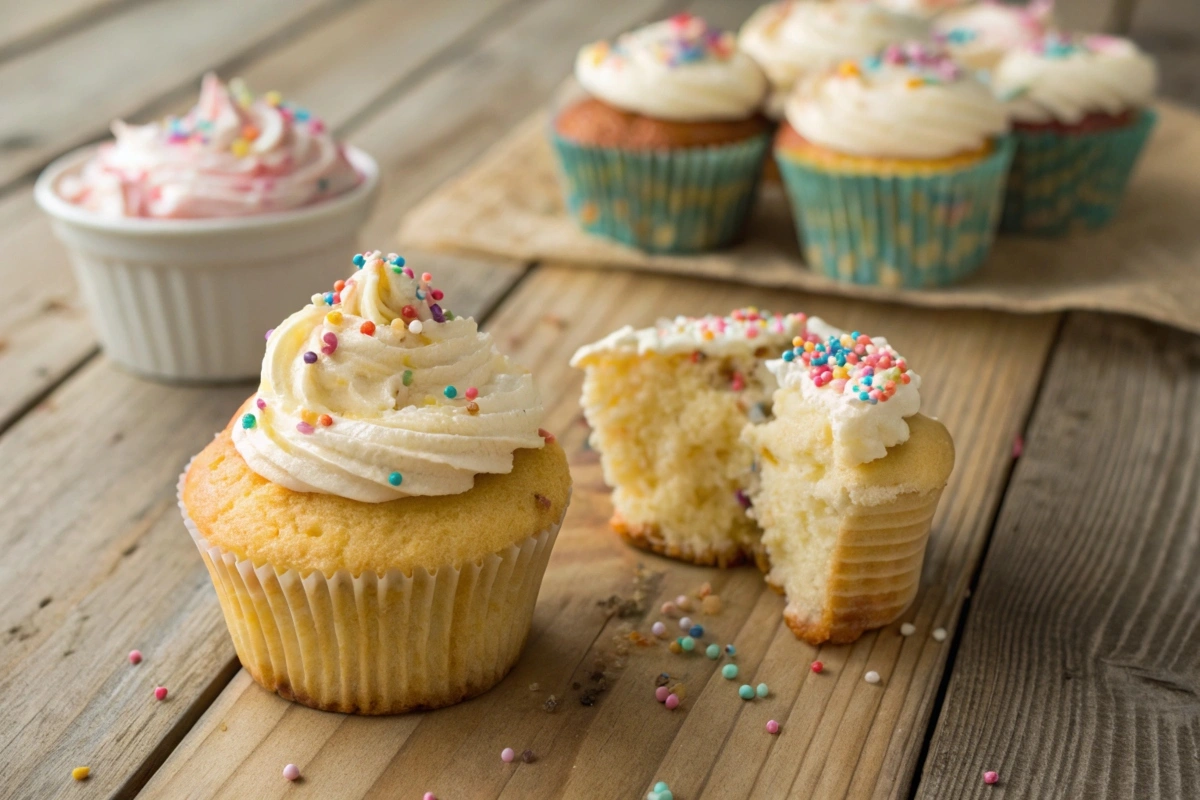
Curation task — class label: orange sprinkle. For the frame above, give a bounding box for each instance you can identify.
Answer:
[242,124,260,141]
[838,61,861,78]
[319,414,333,427]
[334,280,346,292]
[906,77,924,89]
[467,402,480,415]
[360,320,376,336]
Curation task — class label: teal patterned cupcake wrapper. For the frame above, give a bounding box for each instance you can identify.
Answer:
[1001,109,1156,236]
[776,138,1015,288]
[550,131,771,254]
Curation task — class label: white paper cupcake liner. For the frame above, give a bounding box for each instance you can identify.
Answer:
[177,466,564,714]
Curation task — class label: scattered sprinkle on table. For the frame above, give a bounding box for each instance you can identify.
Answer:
[864,671,881,685]
[900,623,916,636]
[665,693,680,710]
[766,719,780,734]
[738,684,755,700]
[756,683,769,698]
[932,627,948,642]
[521,749,535,764]
[1012,434,1024,458]
[647,779,674,800]
[984,770,999,785]
[661,601,678,616]
[811,661,824,674]
[689,624,704,638]
[705,644,720,659]
[128,649,142,665]
[424,793,437,800]
[722,664,739,680]
[283,764,300,781]
[154,686,168,701]
[675,595,692,611]
[668,640,683,654]
[71,766,90,781]
[501,747,515,763]
[679,617,693,630]
[655,686,670,703]
[701,595,722,614]
[680,636,695,652]
[724,644,736,656]
[652,621,667,637]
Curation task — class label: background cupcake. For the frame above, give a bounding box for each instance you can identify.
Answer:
[181,250,570,714]
[552,14,770,253]
[775,43,1012,287]
[739,1,928,120]
[36,74,378,381]
[934,0,1057,74]
[992,32,1158,235]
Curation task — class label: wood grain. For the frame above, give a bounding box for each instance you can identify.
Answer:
[144,265,1058,799]
[0,0,131,60]
[916,313,1200,799]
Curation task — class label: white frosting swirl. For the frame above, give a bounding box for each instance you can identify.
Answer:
[233,251,545,502]
[992,34,1157,124]
[60,73,360,219]
[784,44,1008,159]
[934,1,1055,73]
[739,2,928,119]
[872,0,972,19]
[571,308,809,364]
[766,318,921,466]
[575,15,767,121]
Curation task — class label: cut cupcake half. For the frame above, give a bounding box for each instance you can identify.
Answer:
[571,309,808,566]
[743,320,954,644]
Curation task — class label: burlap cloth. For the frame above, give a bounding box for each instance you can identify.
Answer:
[399,102,1200,334]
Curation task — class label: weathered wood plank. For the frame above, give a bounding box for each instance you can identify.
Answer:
[0,0,129,60]
[916,313,1200,799]
[144,264,1058,799]
[0,0,522,433]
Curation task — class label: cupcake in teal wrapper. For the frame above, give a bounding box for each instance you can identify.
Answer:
[775,44,1012,288]
[993,33,1158,235]
[552,14,772,253]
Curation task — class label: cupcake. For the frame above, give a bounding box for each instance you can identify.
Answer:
[992,33,1157,235]
[35,73,378,380]
[934,0,1056,73]
[775,43,1012,287]
[739,1,928,120]
[180,250,571,714]
[743,320,954,644]
[571,309,808,567]
[552,14,771,253]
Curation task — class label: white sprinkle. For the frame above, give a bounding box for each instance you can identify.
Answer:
[932,628,948,642]
[283,764,300,781]
[679,617,693,631]
[900,623,916,636]
[408,320,424,334]
[864,671,881,685]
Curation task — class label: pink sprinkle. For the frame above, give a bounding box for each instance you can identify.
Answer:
[984,771,999,785]
[501,747,515,763]
[811,661,824,674]
[154,686,168,701]
[283,764,300,781]
[264,328,274,341]
[465,387,479,400]
[309,120,325,134]
[403,268,414,279]
[651,621,667,637]
[424,794,437,800]
[661,602,678,617]
[766,720,780,734]
[1012,435,1024,458]
[128,650,142,665]
[296,422,315,435]
[538,427,556,444]
[655,686,670,703]
[431,289,444,301]
[665,694,680,710]
[256,398,266,410]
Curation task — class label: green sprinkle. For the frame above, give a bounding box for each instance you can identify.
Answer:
[444,385,457,399]
[654,783,668,792]
[241,413,256,429]
[402,370,413,386]
[392,265,403,274]
[445,310,454,320]
[705,644,720,659]
[680,636,695,652]
[738,684,755,700]
[756,683,769,698]
[722,664,739,680]
[388,472,403,486]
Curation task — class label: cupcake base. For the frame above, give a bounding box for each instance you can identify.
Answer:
[611,513,751,569]
[179,469,564,714]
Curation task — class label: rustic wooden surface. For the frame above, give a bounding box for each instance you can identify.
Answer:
[0,1,1196,799]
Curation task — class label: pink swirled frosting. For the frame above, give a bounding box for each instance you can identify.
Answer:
[60,73,361,219]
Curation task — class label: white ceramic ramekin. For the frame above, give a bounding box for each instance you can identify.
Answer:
[35,146,380,381]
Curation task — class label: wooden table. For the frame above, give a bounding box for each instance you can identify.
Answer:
[2,1,1197,798]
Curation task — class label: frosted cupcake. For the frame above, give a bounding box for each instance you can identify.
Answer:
[36,74,378,380]
[992,33,1157,234]
[571,309,808,567]
[180,250,570,714]
[552,14,770,253]
[934,0,1056,73]
[775,43,1012,287]
[739,1,928,120]
[743,320,954,644]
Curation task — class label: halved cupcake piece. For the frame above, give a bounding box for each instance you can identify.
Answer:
[571,309,807,566]
[743,319,954,644]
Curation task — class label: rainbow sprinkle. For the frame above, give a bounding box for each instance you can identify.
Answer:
[850,42,964,85]
[586,14,736,70]
[780,330,911,405]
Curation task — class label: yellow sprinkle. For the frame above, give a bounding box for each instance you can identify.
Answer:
[792,336,804,347]
[402,354,413,367]
[702,330,715,341]
[391,318,407,334]
[424,396,437,405]
[230,138,250,158]
[72,767,90,781]
[838,61,860,78]
[325,311,343,325]
[906,77,924,89]
[300,410,318,425]
[264,90,283,106]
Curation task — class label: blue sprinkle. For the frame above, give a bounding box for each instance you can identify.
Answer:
[689,625,704,638]
[390,255,406,267]
[782,350,795,362]
[294,109,311,121]
[859,392,870,401]
[352,254,366,267]
[724,644,736,656]
[862,376,873,386]
[388,472,403,486]
[324,292,334,305]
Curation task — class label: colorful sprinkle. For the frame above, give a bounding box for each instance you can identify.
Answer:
[689,625,704,638]
[467,402,479,415]
[444,386,457,399]
[811,661,824,674]
[352,254,366,267]
[424,794,436,800]
[864,671,881,685]
[283,764,300,781]
[679,617,693,631]
[766,719,780,735]
[738,684,755,700]
[933,628,948,642]
[652,621,667,637]
[501,747,515,763]
[318,414,333,427]
[655,685,670,702]
[296,421,314,435]
[680,636,695,652]
[661,602,678,617]
[465,387,479,400]
[129,650,142,665]
[388,472,403,487]
[403,370,413,386]
[303,351,318,364]
[154,686,168,701]
[521,750,535,764]
[321,332,338,355]
[675,595,692,611]
[409,320,424,334]
[725,644,736,656]
[984,770,999,785]
[900,623,916,636]
[256,398,266,410]
[668,640,683,655]
[265,328,274,341]
[756,683,769,698]
[705,644,720,659]
[241,413,256,429]
[72,766,90,781]
[360,320,376,336]
[722,664,739,680]
[665,693,680,710]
